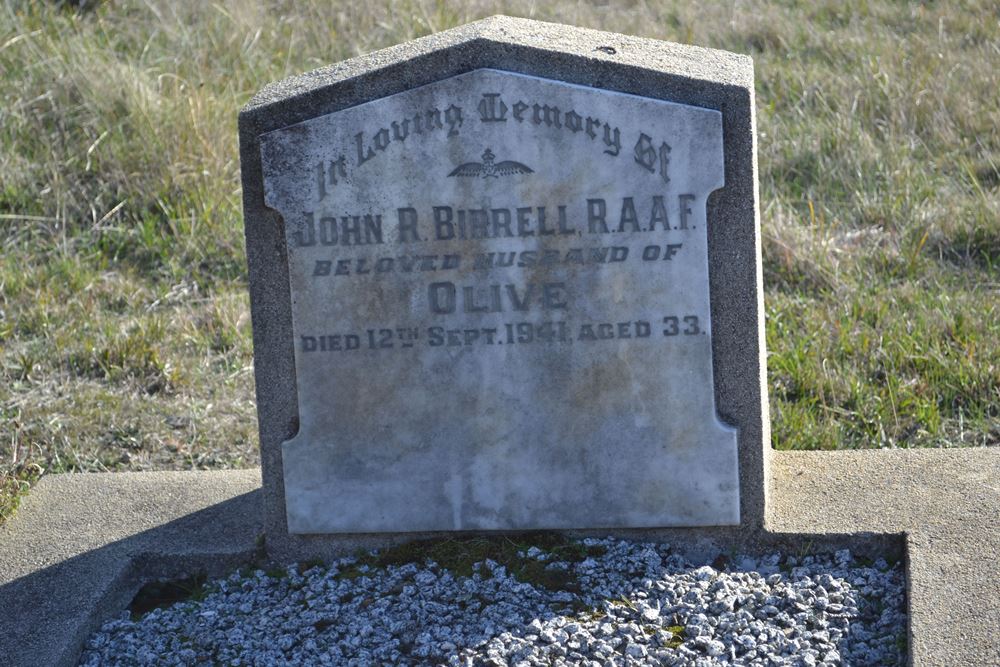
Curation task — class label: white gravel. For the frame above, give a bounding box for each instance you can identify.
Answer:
[79,537,906,666]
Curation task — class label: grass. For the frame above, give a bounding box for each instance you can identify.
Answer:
[1,1,998,518]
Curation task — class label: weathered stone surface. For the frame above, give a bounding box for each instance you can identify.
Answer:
[259,69,739,532]
[239,16,768,554]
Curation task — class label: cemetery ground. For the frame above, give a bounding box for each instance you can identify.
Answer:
[3,0,997,520]
[0,5,998,666]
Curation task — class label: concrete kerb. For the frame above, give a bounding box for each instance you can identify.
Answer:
[770,448,1000,666]
[2,448,998,666]
[0,471,262,667]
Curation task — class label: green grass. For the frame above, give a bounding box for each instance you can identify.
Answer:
[1,1,998,518]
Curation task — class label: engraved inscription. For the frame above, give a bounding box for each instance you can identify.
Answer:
[298,89,675,204]
[259,69,739,534]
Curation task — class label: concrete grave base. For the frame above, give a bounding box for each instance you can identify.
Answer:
[2,448,997,667]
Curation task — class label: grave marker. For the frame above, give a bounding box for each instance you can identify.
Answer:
[240,17,767,552]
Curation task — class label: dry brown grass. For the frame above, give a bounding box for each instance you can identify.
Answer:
[1,0,998,518]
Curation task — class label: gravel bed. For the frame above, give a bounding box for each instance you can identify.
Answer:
[79,537,906,666]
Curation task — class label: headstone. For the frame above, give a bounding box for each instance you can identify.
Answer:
[240,17,767,553]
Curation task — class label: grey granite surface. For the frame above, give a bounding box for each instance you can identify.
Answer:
[240,15,765,559]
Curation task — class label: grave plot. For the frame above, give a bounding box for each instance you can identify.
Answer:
[0,16,996,667]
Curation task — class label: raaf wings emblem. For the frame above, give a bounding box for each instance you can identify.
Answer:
[448,148,533,178]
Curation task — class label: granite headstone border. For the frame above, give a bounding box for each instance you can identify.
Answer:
[239,15,767,561]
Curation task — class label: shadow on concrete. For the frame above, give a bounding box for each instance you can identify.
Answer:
[0,489,262,667]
